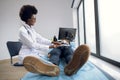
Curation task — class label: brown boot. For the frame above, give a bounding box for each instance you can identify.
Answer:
[64,44,90,76]
[23,56,60,76]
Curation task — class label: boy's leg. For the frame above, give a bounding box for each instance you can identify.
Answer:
[64,44,90,76]
[62,46,74,64]
[49,48,62,65]
[23,56,60,76]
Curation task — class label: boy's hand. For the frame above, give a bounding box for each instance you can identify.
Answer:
[48,53,51,58]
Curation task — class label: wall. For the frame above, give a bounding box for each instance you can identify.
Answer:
[0,0,73,60]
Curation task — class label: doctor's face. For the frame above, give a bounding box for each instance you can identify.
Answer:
[27,14,36,26]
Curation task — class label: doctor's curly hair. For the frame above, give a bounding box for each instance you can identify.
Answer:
[19,5,38,22]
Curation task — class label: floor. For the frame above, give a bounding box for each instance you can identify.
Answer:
[0,58,27,80]
[89,55,120,80]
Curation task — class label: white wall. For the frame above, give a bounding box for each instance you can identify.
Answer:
[0,0,73,60]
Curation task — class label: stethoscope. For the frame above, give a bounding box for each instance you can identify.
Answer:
[24,26,30,35]
[23,25,35,42]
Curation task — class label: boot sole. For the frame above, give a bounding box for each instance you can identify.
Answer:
[64,44,90,76]
[23,56,60,76]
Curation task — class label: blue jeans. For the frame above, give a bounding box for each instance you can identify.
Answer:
[49,46,74,65]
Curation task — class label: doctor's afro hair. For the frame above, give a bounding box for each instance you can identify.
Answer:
[19,5,38,22]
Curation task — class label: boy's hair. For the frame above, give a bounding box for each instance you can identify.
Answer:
[19,5,38,22]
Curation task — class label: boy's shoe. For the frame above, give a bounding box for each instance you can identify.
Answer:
[64,44,90,76]
[23,56,60,76]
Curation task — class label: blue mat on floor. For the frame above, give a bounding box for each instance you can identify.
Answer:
[21,61,114,80]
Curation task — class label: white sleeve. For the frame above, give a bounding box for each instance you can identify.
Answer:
[19,29,50,51]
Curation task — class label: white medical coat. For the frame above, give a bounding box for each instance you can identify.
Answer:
[18,23,51,64]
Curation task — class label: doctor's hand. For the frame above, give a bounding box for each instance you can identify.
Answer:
[49,44,60,48]
[52,41,61,45]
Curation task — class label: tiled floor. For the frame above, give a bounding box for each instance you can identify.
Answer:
[89,55,120,80]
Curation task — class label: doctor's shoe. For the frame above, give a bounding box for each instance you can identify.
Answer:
[64,44,90,76]
[23,56,60,76]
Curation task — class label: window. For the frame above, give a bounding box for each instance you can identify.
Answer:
[78,2,85,45]
[84,0,96,53]
[73,0,120,66]
[98,0,120,62]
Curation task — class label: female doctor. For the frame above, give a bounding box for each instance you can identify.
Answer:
[18,5,60,76]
